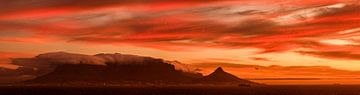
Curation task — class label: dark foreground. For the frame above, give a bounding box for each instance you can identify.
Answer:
[1,85,360,95]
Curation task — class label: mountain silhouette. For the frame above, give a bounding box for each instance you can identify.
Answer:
[18,52,261,86]
[25,65,261,86]
[25,59,202,84]
[199,67,260,86]
[24,65,261,85]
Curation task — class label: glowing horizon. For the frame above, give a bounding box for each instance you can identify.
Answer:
[1,0,360,84]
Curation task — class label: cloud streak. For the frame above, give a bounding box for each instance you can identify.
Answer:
[0,0,359,61]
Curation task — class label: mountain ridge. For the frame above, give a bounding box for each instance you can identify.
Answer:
[6,52,261,86]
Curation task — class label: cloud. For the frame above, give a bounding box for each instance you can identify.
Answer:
[204,58,243,63]
[298,51,360,60]
[0,0,219,15]
[165,60,200,73]
[0,52,200,83]
[0,67,39,83]
[0,52,33,70]
[0,1,359,61]
[16,52,197,71]
[251,57,272,61]
[35,52,106,65]
[274,3,352,25]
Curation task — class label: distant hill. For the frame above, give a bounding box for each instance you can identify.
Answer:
[198,67,261,86]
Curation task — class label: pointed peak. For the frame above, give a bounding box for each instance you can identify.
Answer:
[215,67,224,72]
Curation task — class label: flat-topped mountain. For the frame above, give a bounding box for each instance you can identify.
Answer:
[5,52,261,86]
[25,63,202,84]
[23,52,202,84]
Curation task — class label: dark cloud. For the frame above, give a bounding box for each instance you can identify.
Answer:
[305,3,360,18]
[224,19,278,36]
[298,51,360,60]
[235,10,266,15]
[251,57,272,61]
[0,67,17,77]
[0,67,38,83]
[0,0,222,15]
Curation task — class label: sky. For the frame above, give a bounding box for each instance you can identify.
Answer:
[0,0,360,84]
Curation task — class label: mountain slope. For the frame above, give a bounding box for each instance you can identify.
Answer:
[199,67,260,86]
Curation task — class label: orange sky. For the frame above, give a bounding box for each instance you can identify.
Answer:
[1,0,360,84]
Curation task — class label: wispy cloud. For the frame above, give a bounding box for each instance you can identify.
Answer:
[0,0,359,61]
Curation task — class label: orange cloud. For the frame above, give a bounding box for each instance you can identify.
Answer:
[251,57,272,61]
[0,0,359,61]
[0,52,33,69]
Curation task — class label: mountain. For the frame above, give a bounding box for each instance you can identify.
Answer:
[25,61,202,84]
[11,52,261,86]
[25,65,261,86]
[199,67,260,86]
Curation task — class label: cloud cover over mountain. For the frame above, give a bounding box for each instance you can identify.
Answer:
[0,52,199,83]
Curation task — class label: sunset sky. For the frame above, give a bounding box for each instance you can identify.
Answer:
[1,0,360,84]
